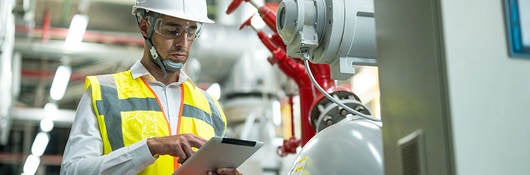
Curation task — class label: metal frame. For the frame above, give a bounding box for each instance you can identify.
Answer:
[504,0,530,58]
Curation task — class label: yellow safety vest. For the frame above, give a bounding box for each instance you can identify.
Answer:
[85,70,227,175]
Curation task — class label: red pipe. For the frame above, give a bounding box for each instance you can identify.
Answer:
[21,69,86,82]
[258,6,277,31]
[226,0,245,14]
[231,2,337,154]
[256,30,335,146]
[309,64,335,92]
[42,9,51,43]
[270,33,286,50]
[226,0,279,34]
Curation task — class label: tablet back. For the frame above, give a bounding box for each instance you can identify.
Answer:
[173,137,264,175]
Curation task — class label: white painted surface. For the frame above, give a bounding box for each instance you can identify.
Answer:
[441,0,530,174]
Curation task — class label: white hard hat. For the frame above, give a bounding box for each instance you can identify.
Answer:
[132,0,214,23]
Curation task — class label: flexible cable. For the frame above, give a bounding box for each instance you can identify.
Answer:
[301,52,381,122]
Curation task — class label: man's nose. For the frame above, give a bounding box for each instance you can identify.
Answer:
[174,33,190,47]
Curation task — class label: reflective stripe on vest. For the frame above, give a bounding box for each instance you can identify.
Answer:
[85,70,226,174]
[183,90,225,137]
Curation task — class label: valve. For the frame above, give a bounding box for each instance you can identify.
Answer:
[309,89,371,132]
[226,0,278,32]
[239,16,286,62]
[276,137,301,157]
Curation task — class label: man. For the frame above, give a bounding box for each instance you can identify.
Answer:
[61,0,241,174]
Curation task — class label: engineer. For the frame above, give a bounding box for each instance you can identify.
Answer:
[61,0,241,174]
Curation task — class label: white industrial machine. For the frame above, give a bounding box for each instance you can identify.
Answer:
[275,0,383,174]
[276,0,377,80]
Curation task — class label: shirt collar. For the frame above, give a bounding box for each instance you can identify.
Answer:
[130,60,190,85]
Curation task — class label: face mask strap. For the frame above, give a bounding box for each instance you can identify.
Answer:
[137,12,170,77]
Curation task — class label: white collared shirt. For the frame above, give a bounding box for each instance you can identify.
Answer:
[61,61,189,175]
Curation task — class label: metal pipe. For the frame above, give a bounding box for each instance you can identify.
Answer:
[15,25,144,46]
[41,8,51,43]
[236,7,337,149]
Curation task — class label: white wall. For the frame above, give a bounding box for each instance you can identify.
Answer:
[441,0,530,174]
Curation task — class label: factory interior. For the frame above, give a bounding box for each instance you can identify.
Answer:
[1,0,529,174]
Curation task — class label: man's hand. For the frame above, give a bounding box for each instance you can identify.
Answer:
[208,168,242,175]
[146,134,207,163]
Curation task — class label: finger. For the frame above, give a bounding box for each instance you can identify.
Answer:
[186,135,207,148]
[216,168,240,175]
[174,143,187,162]
[180,143,194,162]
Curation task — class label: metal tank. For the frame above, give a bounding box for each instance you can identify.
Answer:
[288,116,383,175]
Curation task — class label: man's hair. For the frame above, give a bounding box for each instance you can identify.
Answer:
[134,9,149,21]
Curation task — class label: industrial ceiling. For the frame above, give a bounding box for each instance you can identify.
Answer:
[13,0,280,110]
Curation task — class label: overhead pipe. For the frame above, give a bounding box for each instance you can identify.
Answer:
[15,25,144,46]
[20,69,86,82]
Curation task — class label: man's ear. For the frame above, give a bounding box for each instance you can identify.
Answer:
[139,19,149,38]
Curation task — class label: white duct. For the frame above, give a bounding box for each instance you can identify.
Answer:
[223,49,284,95]
[14,39,143,63]
[0,0,16,145]
[192,25,256,64]
[191,24,265,83]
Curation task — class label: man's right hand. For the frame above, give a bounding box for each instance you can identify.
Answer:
[146,134,207,163]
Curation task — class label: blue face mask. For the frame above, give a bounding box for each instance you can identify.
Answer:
[162,59,183,72]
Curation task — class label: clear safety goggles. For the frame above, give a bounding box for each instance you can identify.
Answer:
[153,18,202,41]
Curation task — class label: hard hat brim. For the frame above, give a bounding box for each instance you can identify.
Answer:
[132,6,215,24]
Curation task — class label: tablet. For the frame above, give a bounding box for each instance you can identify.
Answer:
[173,137,264,175]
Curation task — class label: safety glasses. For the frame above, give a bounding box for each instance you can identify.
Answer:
[153,18,202,41]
